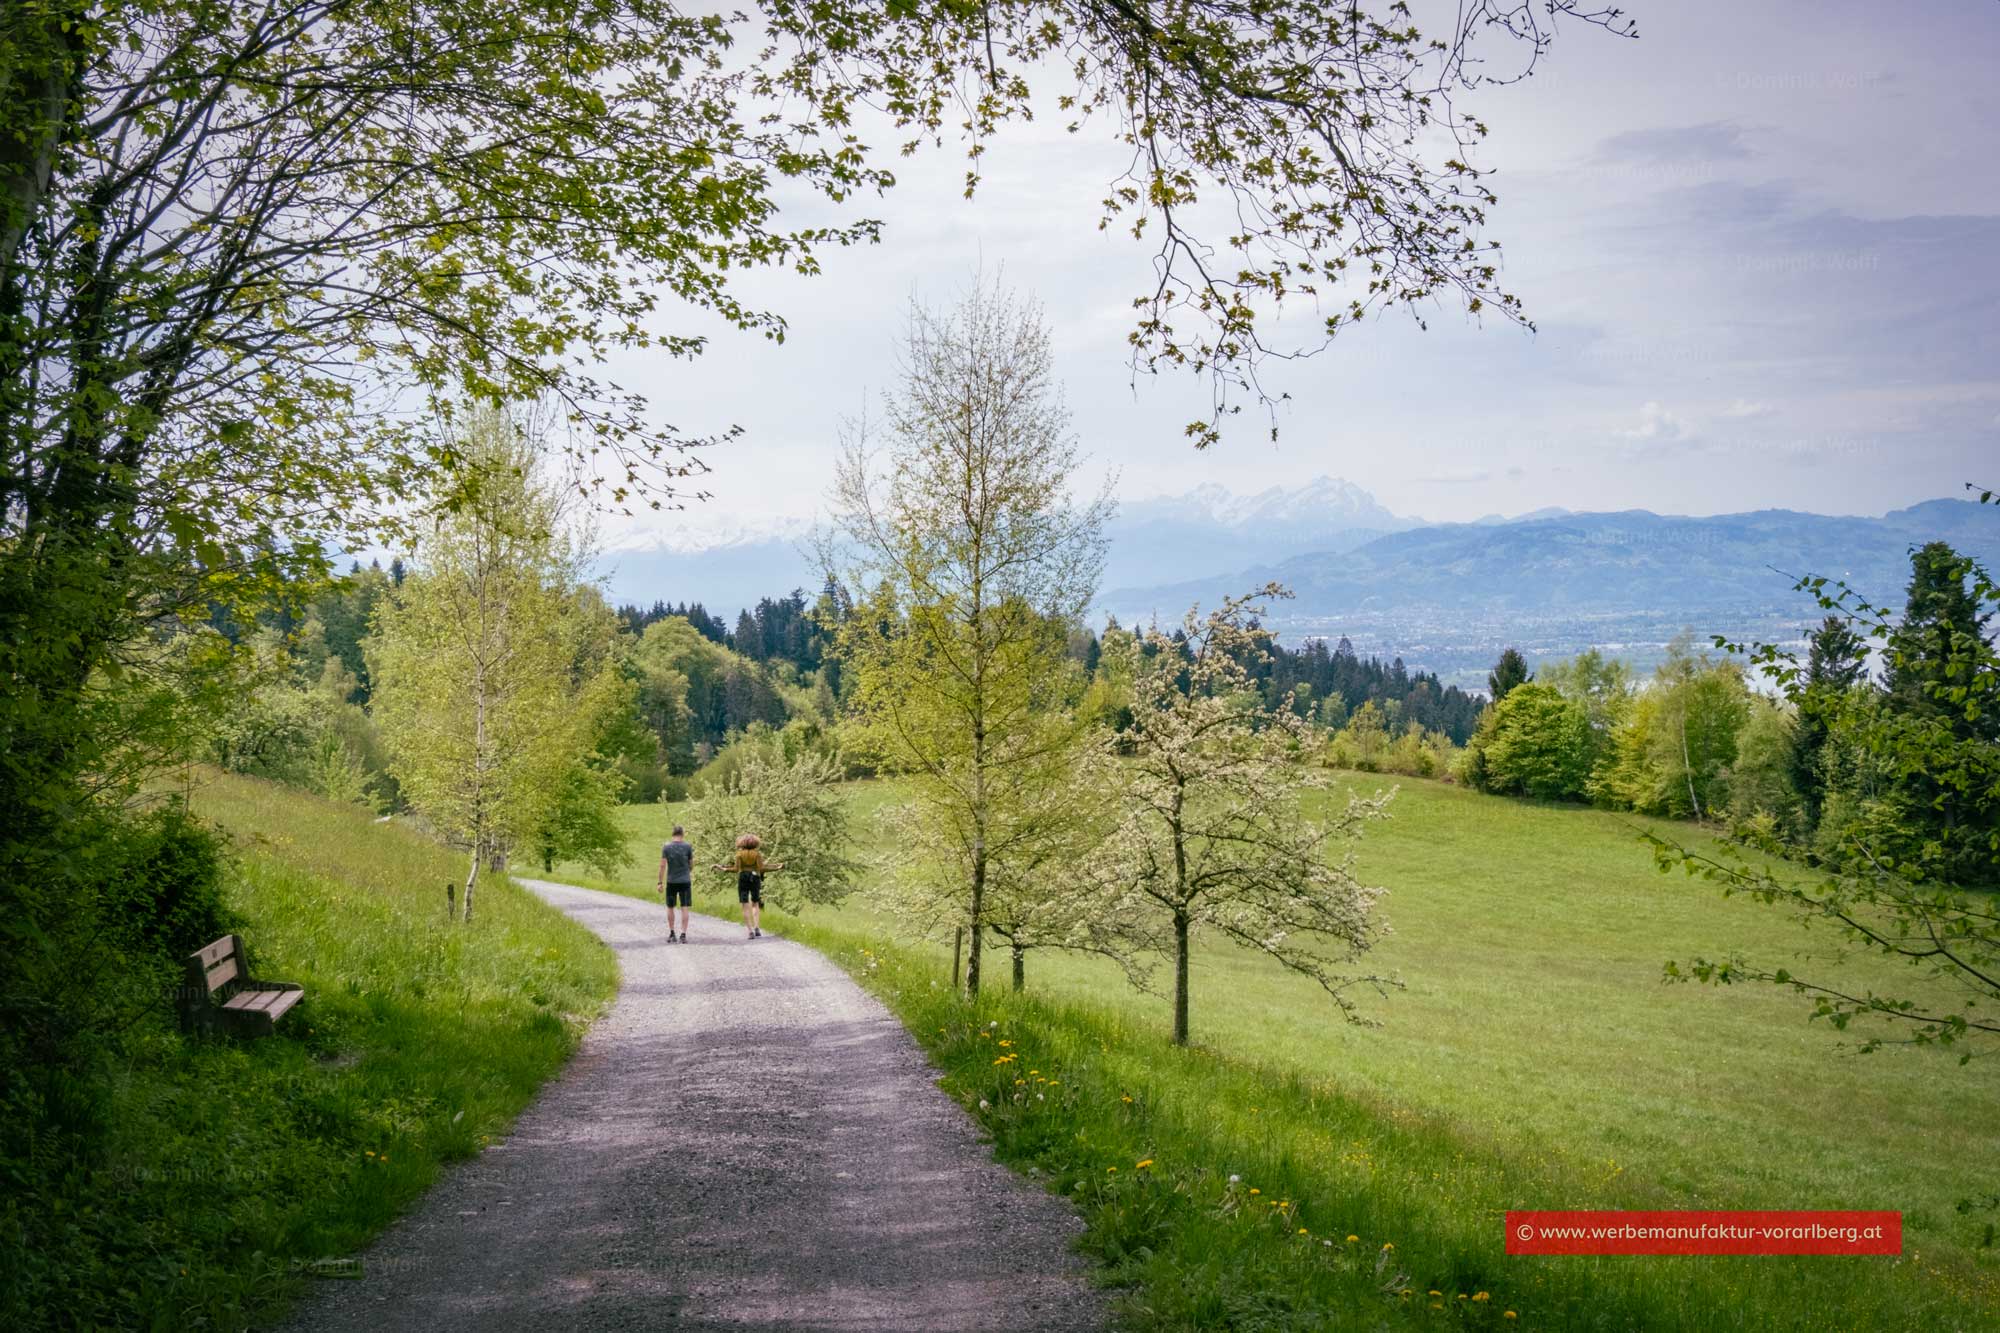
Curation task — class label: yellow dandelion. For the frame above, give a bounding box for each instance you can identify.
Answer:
[1428,1291,1442,1298]
[1346,1234,1359,1243]
[1107,1166,1118,1173]
[1381,1242,1394,1251]
[1474,1293,1491,1303]
[1136,1159,1155,1169]
[1505,1314,1518,1321]
[1298,1227,1310,1235]
[1121,1095,1133,1104]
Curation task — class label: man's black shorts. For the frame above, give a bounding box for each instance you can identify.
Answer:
[737,872,763,905]
[665,882,691,908]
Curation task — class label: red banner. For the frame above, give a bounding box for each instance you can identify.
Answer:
[1506,1210,1902,1256]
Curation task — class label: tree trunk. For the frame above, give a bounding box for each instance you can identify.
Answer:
[1172,907,1191,1045]
[462,836,480,924]
[966,837,986,995]
[1012,943,1025,993]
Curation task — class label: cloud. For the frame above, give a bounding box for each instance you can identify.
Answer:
[1419,467,1495,485]
[1719,399,1776,420]
[1616,401,1694,443]
[1594,122,1754,164]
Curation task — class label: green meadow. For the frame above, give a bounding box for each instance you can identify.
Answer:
[551,772,2000,1329]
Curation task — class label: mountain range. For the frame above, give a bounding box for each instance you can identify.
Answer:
[596,479,1998,691]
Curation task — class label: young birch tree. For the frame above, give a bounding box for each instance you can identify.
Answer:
[1104,587,1396,1045]
[877,742,1149,993]
[827,281,1110,995]
[369,408,626,922]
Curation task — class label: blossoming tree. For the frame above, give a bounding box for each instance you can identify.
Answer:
[1102,586,1397,1045]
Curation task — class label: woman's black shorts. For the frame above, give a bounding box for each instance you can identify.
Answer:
[737,871,763,905]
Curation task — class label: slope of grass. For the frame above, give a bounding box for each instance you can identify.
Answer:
[18,771,617,1331]
[555,776,2000,1328]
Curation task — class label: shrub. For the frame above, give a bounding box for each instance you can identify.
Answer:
[1479,684,1592,801]
[106,807,233,957]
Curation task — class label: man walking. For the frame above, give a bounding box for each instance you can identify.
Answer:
[658,825,695,943]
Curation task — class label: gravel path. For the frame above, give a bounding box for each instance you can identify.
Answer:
[280,879,1104,1333]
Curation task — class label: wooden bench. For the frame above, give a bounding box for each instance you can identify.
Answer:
[179,934,304,1038]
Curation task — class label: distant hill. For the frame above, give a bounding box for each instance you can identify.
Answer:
[1107,499,1999,617]
[1100,498,2000,689]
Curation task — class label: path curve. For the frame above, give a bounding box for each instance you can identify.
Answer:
[282,880,1103,1332]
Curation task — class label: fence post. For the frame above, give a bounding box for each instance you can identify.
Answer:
[952,926,964,993]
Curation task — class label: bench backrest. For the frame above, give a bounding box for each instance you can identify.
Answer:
[187,934,247,1000]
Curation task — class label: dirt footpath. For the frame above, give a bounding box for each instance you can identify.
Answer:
[279,879,1104,1333]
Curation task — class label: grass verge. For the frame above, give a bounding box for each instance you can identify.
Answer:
[788,925,1993,1332]
[4,771,617,1330]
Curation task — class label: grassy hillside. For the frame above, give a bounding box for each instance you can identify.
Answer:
[555,774,2000,1329]
[13,771,617,1330]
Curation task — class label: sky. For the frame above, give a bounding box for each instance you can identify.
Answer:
[595,0,2000,550]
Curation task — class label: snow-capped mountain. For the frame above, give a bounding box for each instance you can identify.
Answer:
[1120,476,1411,532]
[1102,475,1422,590]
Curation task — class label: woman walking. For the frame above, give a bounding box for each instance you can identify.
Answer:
[715,834,783,940]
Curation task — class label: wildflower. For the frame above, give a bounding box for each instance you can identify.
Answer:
[1121,1095,1133,1104]
[1015,1078,1026,1086]
[1505,1314,1518,1321]
[978,1099,989,1110]
[1228,1175,1241,1184]
[1473,1293,1490,1303]
[1381,1242,1394,1251]
[1107,1167,1118,1173]
[1135,1159,1154,1170]
[1428,1291,1442,1298]
[1298,1228,1309,1235]
[1346,1234,1359,1243]
[988,1020,997,1028]
[1249,1188,1261,1195]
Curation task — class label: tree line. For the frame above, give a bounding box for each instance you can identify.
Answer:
[1457,543,1997,891]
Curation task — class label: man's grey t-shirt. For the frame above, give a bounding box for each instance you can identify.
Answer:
[661,840,694,884]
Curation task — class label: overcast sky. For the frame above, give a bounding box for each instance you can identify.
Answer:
[596,0,2000,549]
